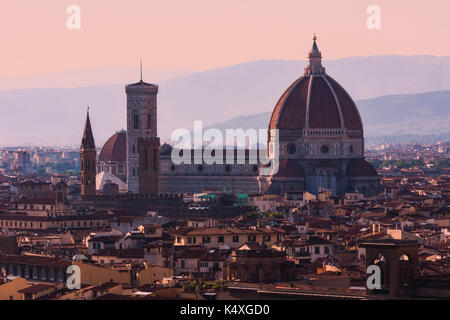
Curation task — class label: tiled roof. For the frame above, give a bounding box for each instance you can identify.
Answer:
[99,131,126,162]
[271,159,305,178]
[93,248,144,259]
[0,254,71,268]
[269,74,362,131]
[18,284,54,294]
[346,159,379,178]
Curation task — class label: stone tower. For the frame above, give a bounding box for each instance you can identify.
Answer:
[126,75,160,195]
[80,110,97,200]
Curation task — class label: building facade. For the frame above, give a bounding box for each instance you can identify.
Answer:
[95,37,380,197]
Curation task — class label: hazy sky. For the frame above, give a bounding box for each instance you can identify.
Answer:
[0,0,449,77]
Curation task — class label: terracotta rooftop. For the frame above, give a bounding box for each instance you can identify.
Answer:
[99,131,126,162]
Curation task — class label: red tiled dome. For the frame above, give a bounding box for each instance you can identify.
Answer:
[99,131,126,162]
[269,39,362,131]
[269,74,362,131]
[272,159,305,178]
[347,159,378,177]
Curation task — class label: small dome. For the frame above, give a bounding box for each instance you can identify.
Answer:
[347,159,378,177]
[160,143,173,156]
[99,131,126,162]
[272,159,305,178]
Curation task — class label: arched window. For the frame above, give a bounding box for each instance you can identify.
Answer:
[399,253,413,285]
[143,149,148,170]
[147,115,152,129]
[374,253,389,286]
[133,113,140,129]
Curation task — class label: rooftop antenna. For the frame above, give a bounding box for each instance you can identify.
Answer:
[140,59,143,82]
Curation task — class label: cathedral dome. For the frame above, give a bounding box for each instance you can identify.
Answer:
[99,130,126,162]
[346,159,378,177]
[269,38,362,131]
[271,159,305,178]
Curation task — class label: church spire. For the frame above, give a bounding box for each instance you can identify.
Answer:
[81,108,96,152]
[305,34,325,75]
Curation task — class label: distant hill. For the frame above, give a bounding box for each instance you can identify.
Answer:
[2,55,450,146]
[0,67,193,90]
[202,90,450,142]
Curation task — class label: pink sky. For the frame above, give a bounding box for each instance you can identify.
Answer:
[0,0,449,77]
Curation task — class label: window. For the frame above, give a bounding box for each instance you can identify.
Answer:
[202,237,211,244]
[147,115,152,129]
[287,143,296,155]
[263,235,271,242]
[232,235,239,243]
[218,236,224,243]
[177,237,181,243]
[181,260,185,268]
[320,145,329,154]
[314,246,320,254]
[325,246,330,254]
[133,114,140,129]
[143,149,148,170]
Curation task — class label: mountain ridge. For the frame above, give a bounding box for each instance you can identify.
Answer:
[2,55,450,146]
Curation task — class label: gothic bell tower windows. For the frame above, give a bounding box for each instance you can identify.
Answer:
[133,113,140,130]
